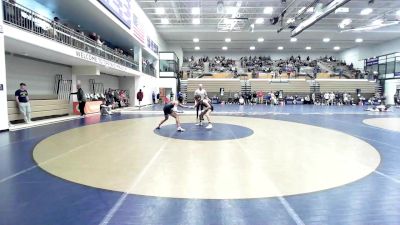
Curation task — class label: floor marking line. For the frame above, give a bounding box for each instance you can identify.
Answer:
[278,197,306,225]
[9,115,84,131]
[307,117,400,186]
[374,170,400,184]
[326,116,400,133]
[226,124,305,225]
[0,125,136,184]
[0,165,38,183]
[352,134,400,150]
[312,117,400,186]
[98,132,173,225]
[320,117,400,151]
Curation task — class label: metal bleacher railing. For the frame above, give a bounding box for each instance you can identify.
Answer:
[2,0,139,70]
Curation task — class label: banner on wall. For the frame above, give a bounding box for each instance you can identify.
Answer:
[132,14,159,54]
[147,36,159,53]
[75,50,132,72]
[366,58,379,66]
[132,13,145,44]
[98,0,132,28]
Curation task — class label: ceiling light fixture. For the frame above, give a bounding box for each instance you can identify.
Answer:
[338,18,352,28]
[371,19,383,26]
[257,37,264,42]
[255,18,264,24]
[355,38,363,43]
[290,37,297,42]
[192,18,200,24]
[305,46,312,50]
[298,6,315,14]
[360,8,373,15]
[333,46,341,50]
[263,7,273,14]
[193,38,199,43]
[298,7,306,14]
[250,46,255,50]
[222,46,228,50]
[286,17,295,24]
[335,7,349,13]
[155,7,165,14]
[192,7,200,15]
[225,38,231,43]
[278,46,284,50]
[195,46,200,50]
[161,18,169,24]
[323,38,330,43]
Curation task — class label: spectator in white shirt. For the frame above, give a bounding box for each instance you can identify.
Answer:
[329,92,335,105]
[324,92,329,105]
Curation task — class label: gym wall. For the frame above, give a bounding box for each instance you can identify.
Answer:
[5,54,72,96]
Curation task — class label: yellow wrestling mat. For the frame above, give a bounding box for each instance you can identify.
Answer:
[33,116,380,199]
[363,118,400,132]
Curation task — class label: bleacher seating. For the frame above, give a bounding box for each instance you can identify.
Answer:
[250,79,310,95]
[316,73,331,79]
[209,73,233,79]
[317,79,376,95]
[7,95,69,122]
[257,73,274,79]
[182,55,367,80]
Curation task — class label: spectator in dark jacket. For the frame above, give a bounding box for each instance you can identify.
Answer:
[137,89,144,109]
[152,91,156,104]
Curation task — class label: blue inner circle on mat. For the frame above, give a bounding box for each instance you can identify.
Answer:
[154,123,254,141]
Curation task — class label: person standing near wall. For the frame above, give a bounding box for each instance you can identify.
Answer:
[152,91,156,104]
[70,84,86,117]
[137,89,144,109]
[15,83,31,123]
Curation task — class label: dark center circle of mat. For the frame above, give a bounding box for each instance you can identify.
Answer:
[154,123,254,141]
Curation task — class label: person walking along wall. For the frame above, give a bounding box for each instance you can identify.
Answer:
[70,83,86,116]
[137,89,144,109]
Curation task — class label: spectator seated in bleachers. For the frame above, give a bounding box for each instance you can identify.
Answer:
[183,55,369,80]
[183,55,334,79]
[285,95,304,105]
[100,99,113,116]
[318,56,362,79]
[2,1,137,69]
[184,56,236,72]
